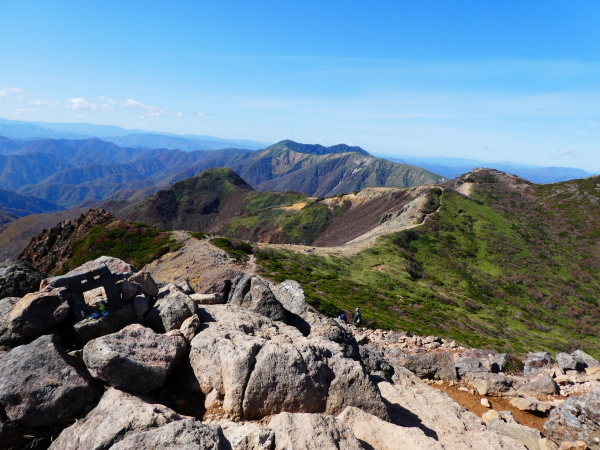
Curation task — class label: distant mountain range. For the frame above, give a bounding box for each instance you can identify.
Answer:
[377,154,592,184]
[0,136,444,212]
[0,116,271,150]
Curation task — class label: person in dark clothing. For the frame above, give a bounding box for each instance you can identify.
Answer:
[338,311,347,323]
[353,308,362,326]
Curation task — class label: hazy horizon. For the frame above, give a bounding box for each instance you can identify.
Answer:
[1,1,599,171]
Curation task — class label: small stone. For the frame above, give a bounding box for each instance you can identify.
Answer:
[481,398,491,408]
[132,295,149,316]
[482,410,500,424]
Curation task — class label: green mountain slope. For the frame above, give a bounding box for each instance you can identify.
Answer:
[256,170,600,357]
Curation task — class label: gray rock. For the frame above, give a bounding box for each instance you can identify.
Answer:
[0,296,26,346]
[518,374,559,396]
[469,372,514,396]
[190,308,273,418]
[174,278,195,295]
[0,334,97,427]
[145,283,196,332]
[0,259,47,300]
[391,350,458,380]
[268,412,364,450]
[456,356,488,378]
[509,397,553,414]
[191,305,387,420]
[218,420,274,450]
[74,304,135,344]
[359,345,394,380]
[109,418,223,450]
[190,293,224,305]
[180,314,200,342]
[133,295,149,316]
[271,280,360,358]
[116,280,139,301]
[571,349,600,371]
[49,388,182,450]
[129,270,159,298]
[5,288,69,337]
[338,406,445,450]
[491,353,509,373]
[66,255,135,277]
[544,386,600,446]
[229,275,287,323]
[487,417,542,450]
[556,352,577,371]
[83,324,187,393]
[524,352,552,374]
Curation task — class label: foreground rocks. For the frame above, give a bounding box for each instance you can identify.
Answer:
[0,334,97,427]
[0,254,597,448]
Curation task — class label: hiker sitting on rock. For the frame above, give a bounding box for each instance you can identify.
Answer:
[338,311,347,323]
[353,308,362,327]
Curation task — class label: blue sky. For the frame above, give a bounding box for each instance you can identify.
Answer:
[1,1,599,171]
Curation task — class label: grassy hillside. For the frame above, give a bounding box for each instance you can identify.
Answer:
[256,177,600,358]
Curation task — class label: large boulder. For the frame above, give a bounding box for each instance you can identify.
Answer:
[338,406,445,450]
[544,386,600,447]
[517,374,559,396]
[109,418,223,450]
[145,283,197,332]
[390,350,458,381]
[5,288,69,337]
[191,305,387,420]
[65,255,135,277]
[272,280,360,358]
[83,324,187,393]
[228,274,287,323]
[0,334,97,427]
[456,356,488,378]
[0,259,47,300]
[571,350,600,371]
[49,388,182,450]
[268,412,364,450]
[380,367,527,449]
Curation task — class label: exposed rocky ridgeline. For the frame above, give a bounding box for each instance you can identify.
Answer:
[0,255,598,449]
[18,209,119,274]
[18,209,181,275]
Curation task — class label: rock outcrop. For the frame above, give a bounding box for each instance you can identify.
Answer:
[0,259,48,300]
[0,334,97,427]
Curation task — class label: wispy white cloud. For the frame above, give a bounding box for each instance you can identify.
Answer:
[556,149,577,158]
[66,97,115,111]
[196,112,206,117]
[0,86,23,100]
[121,98,171,118]
[29,99,59,107]
[99,96,118,105]
[68,115,86,119]
[176,111,184,117]
[16,108,40,116]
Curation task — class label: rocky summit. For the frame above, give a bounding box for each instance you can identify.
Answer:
[0,255,599,449]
